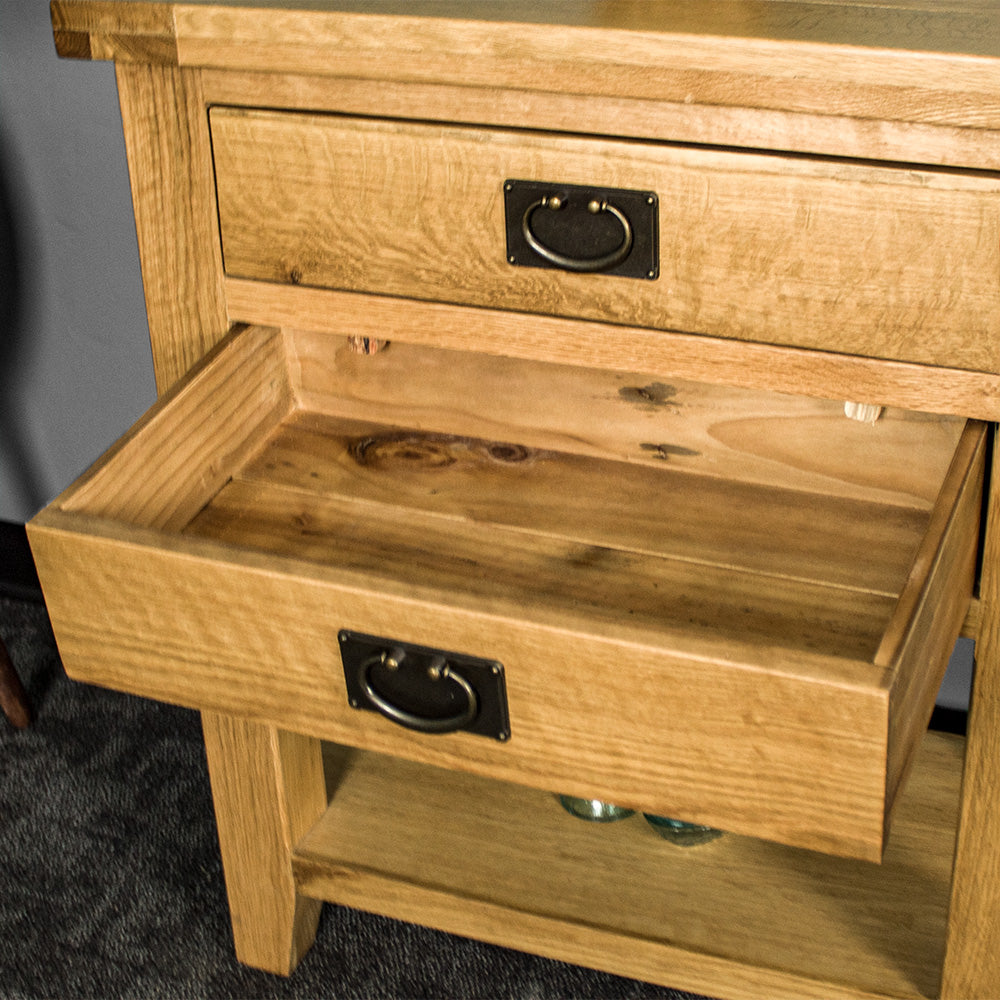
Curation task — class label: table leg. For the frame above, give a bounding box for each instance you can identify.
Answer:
[201,711,327,975]
[0,636,31,729]
[941,434,1000,999]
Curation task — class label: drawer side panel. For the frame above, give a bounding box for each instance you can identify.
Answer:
[882,424,986,830]
[54,324,291,532]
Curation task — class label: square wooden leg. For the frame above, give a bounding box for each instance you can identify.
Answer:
[0,636,31,729]
[201,711,327,975]
[941,437,1000,999]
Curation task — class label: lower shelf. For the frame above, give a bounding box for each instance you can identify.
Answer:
[293,730,963,1000]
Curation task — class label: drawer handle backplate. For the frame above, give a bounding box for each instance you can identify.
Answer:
[504,179,658,280]
[339,631,511,741]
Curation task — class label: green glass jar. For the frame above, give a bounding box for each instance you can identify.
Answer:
[643,814,723,846]
[558,795,635,822]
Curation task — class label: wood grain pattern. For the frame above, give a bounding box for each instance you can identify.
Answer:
[52,29,93,59]
[50,1,177,63]
[116,62,227,392]
[52,1,1000,132]
[42,2,1000,990]
[876,425,988,668]
[286,331,968,507]
[57,324,290,532]
[200,68,1000,174]
[961,597,981,640]
[879,424,985,835]
[26,509,894,858]
[225,411,932,597]
[294,732,964,1000]
[187,476,896,658]
[940,436,1000,998]
[24,326,984,859]
[230,283,1000,421]
[201,713,326,974]
[212,108,1000,373]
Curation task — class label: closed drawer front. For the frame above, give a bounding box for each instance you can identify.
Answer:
[28,324,984,862]
[212,108,1000,372]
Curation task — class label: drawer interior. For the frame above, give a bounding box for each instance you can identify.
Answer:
[28,323,985,860]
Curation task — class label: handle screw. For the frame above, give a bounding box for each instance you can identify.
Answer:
[382,646,406,671]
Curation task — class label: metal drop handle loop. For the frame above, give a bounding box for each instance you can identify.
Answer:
[359,652,479,733]
[521,195,634,273]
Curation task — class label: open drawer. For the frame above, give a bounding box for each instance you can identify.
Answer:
[27,323,985,861]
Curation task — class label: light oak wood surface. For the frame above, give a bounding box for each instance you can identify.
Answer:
[940,438,1000,998]
[116,63,227,392]
[879,426,985,832]
[230,412,944,590]
[36,2,1000,994]
[57,324,290,531]
[212,108,1000,373]
[196,66,1000,175]
[187,471,896,654]
[294,731,964,1000]
[202,713,326,974]
[50,0,1000,136]
[26,326,984,861]
[228,286,1000,421]
[287,331,968,505]
[23,510,897,858]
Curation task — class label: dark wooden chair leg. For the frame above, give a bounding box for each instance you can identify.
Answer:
[0,636,30,728]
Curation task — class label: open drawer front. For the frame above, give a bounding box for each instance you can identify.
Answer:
[28,323,985,861]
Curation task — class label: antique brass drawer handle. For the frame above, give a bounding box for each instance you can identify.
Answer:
[503,179,657,279]
[358,650,480,734]
[521,194,634,273]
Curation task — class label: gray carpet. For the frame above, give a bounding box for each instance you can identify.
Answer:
[0,594,706,999]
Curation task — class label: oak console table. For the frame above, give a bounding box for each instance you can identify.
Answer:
[31,2,1000,997]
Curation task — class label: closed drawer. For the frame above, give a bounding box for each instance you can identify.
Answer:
[28,324,984,862]
[212,108,1000,372]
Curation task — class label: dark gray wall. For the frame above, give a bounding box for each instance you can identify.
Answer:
[1,0,155,522]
